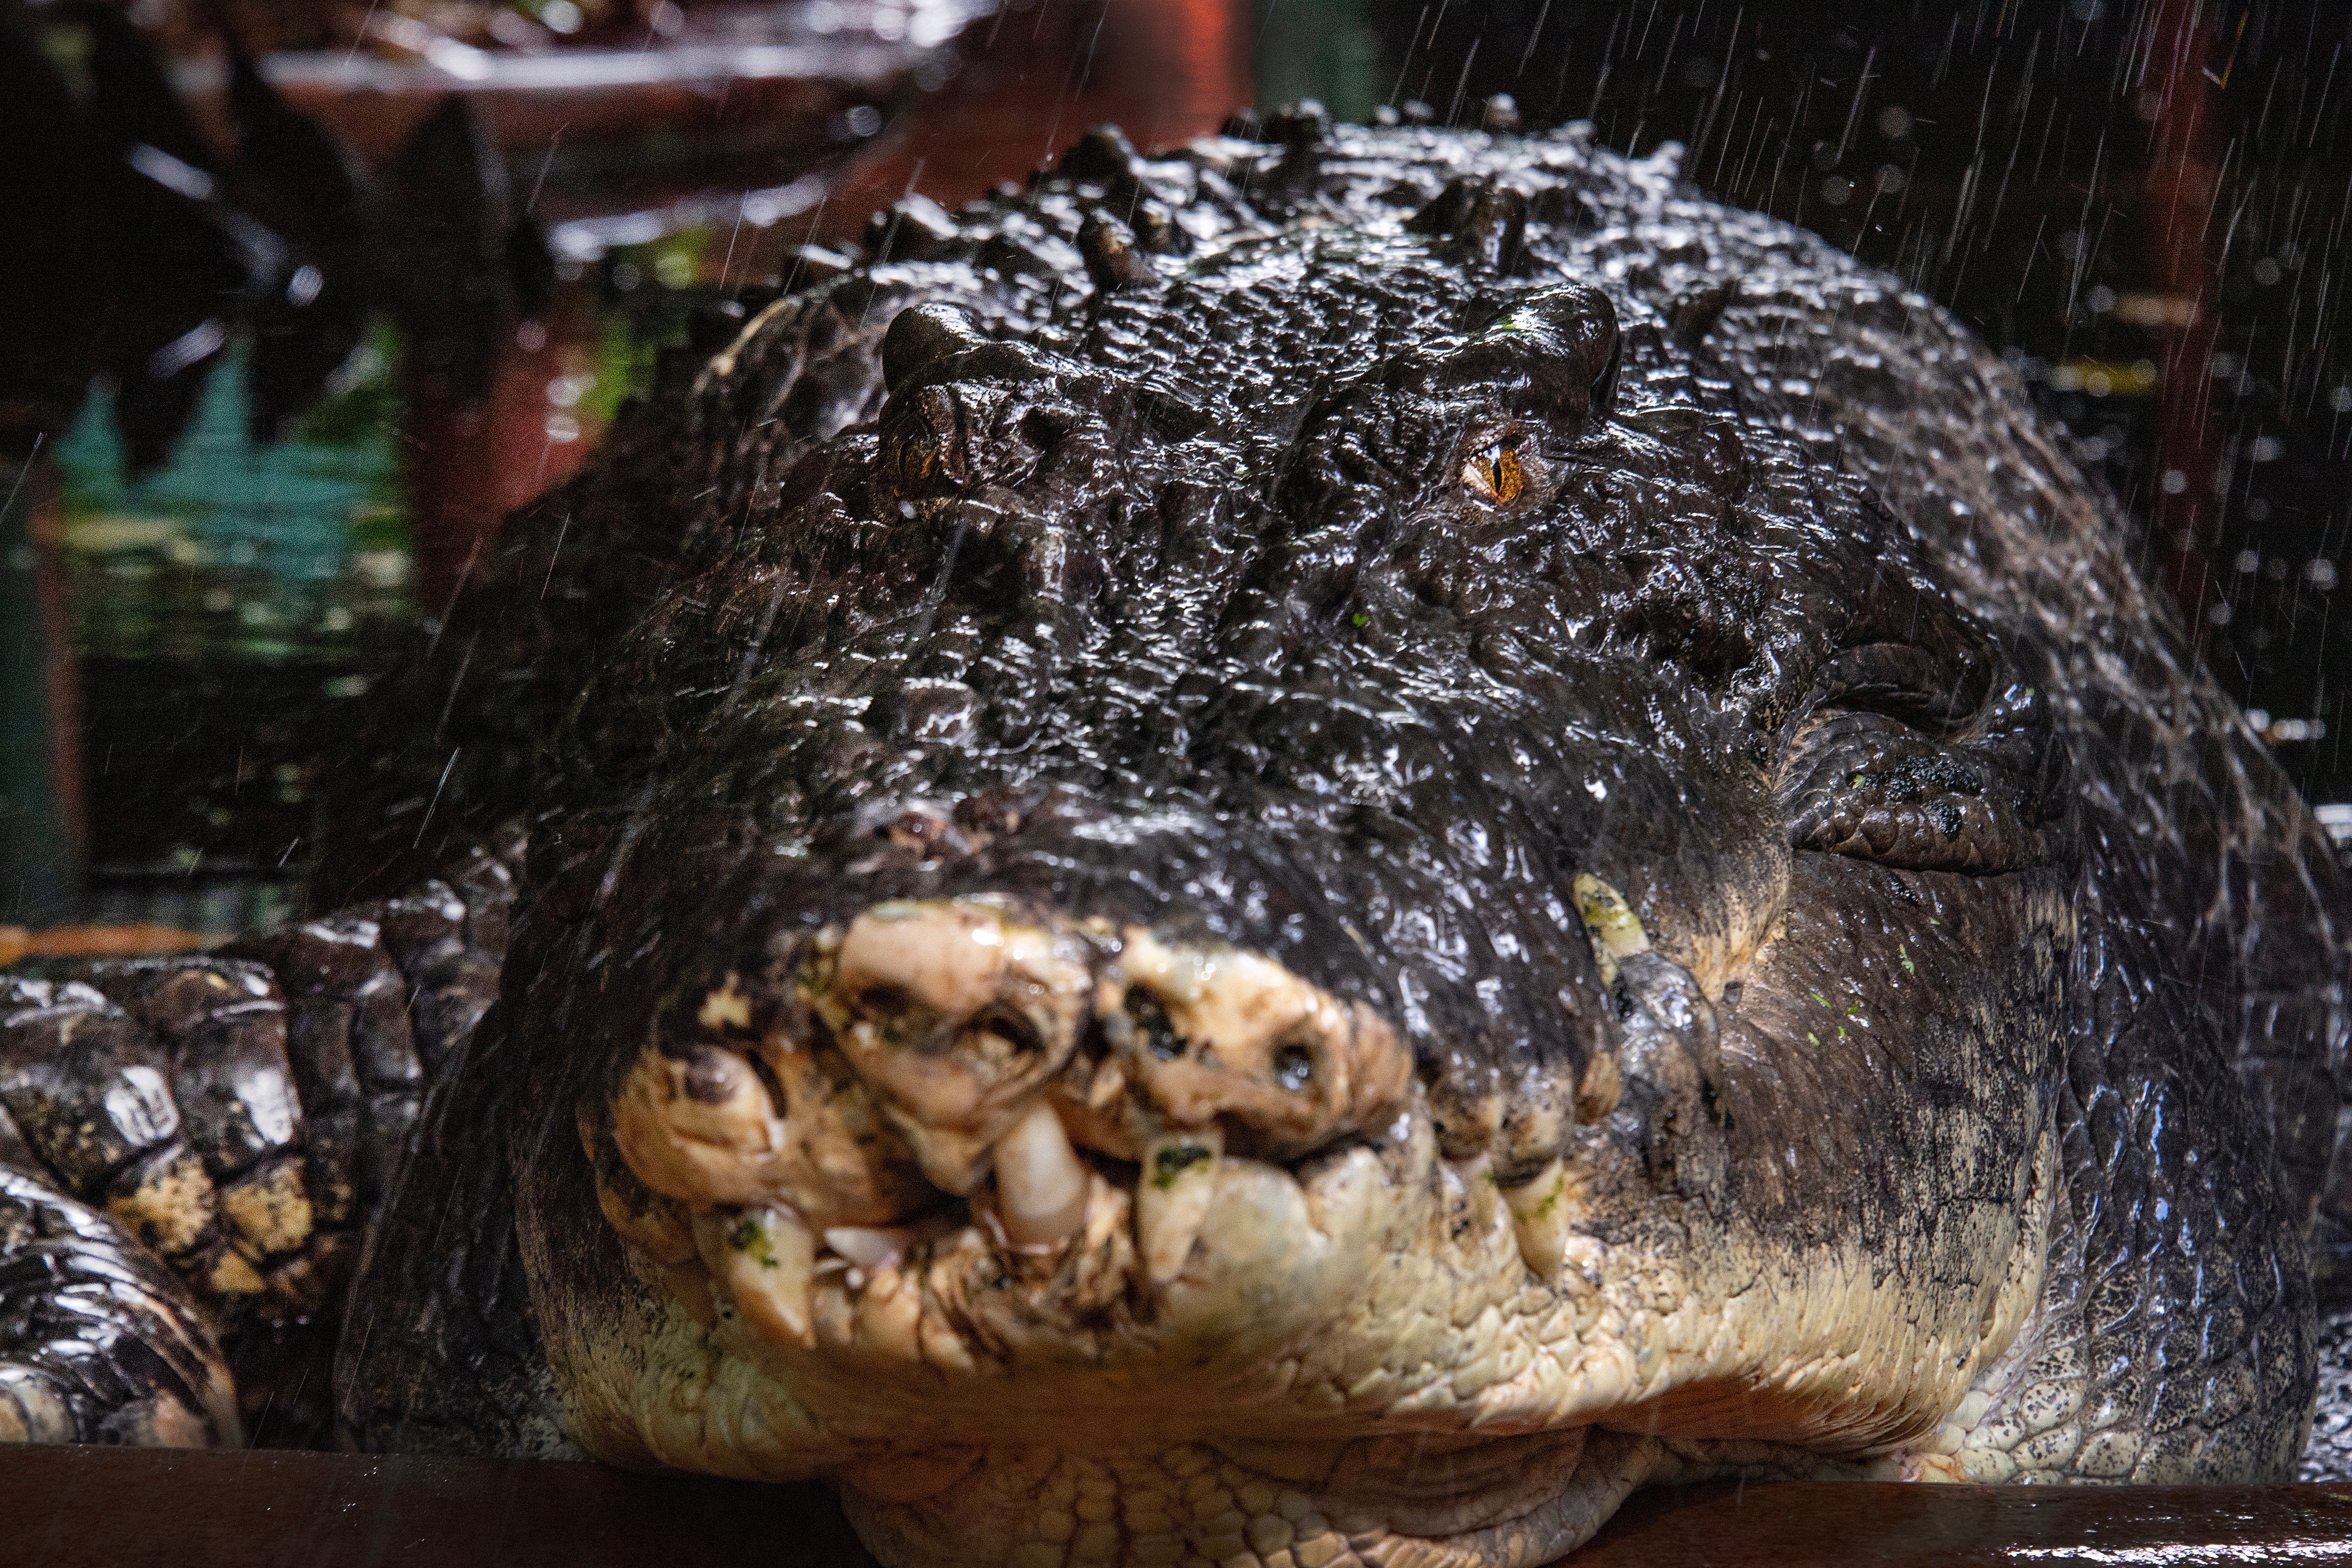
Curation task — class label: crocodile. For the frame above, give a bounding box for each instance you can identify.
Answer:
[5,105,2350,1566]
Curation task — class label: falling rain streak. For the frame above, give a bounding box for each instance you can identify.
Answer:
[1313,0,2352,820]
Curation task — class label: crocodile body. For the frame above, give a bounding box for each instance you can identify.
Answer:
[5,110,2350,1564]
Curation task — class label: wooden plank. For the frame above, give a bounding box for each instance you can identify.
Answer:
[0,925,207,965]
[1579,1478,2352,1565]
[3,1446,2350,1566]
[0,1445,875,1568]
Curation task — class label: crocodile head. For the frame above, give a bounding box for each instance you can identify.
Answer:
[494,124,2230,1566]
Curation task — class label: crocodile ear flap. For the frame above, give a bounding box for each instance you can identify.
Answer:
[1426,283,1622,430]
[1408,174,1532,273]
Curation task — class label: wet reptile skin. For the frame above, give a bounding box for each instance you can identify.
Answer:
[7,109,2352,1558]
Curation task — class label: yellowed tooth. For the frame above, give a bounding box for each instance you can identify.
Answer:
[1502,1158,1572,1283]
[696,1205,817,1348]
[823,1225,911,1270]
[1575,1049,1624,1122]
[992,1102,1091,1249]
[1571,872,1649,985]
[854,1266,925,1361]
[1135,1124,1221,1286]
[1084,1056,1126,1110]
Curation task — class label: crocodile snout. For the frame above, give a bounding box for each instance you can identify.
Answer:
[598,896,1416,1352]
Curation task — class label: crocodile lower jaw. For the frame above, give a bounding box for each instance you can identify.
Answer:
[546,1085,2045,1568]
[837,1427,1842,1568]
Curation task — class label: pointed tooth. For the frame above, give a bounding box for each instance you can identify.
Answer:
[1571,873,1648,987]
[1136,1125,1221,1286]
[1503,1159,1571,1283]
[853,1265,924,1361]
[823,1225,910,1270]
[994,1102,1091,1248]
[1572,874,1650,956]
[697,1205,816,1347]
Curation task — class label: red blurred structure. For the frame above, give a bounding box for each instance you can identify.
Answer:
[811,0,1254,235]
[405,287,605,620]
[404,0,1252,611]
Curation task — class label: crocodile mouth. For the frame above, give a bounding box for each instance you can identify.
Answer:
[578,894,1716,1566]
[568,889,2050,1567]
[592,897,1424,1383]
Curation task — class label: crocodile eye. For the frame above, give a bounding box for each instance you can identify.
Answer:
[1462,441,1526,504]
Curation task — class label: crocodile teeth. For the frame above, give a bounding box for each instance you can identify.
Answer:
[1135,1126,1222,1286]
[1571,873,1649,985]
[994,1103,1091,1249]
[1503,1159,1571,1283]
[823,1225,910,1270]
[698,1204,816,1348]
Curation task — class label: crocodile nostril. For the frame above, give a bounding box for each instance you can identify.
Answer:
[810,901,1092,1195]
[1108,928,1416,1163]
[960,1006,1044,1066]
[860,982,915,1016]
[682,1046,749,1106]
[1124,986,1183,1059]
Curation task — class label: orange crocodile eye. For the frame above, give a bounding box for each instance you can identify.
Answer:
[1462,441,1526,504]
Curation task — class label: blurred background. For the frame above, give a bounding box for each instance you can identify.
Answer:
[4,0,2349,953]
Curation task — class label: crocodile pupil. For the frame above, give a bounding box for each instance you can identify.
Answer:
[1465,443,1525,503]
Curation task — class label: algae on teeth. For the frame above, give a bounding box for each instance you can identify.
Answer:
[1136,1124,1222,1285]
[699,1204,817,1348]
[1503,1158,1571,1282]
[824,1226,911,1270]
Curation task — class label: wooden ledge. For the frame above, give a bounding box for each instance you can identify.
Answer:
[1581,1475,2352,1564]
[1,1444,2347,1565]
[0,924,209,967]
